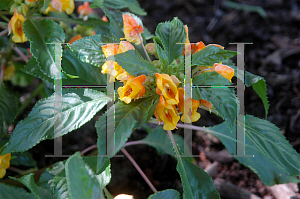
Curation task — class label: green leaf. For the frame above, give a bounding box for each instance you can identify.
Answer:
[10,152,37,167]
[168,136,219,199]
[0,0,12,10]
[62,50,107,86]
[154,40,168,69]
[0,85,18,140]
[113,50,158,76]
[192,46,237,66]
[12,173,54,199]
[3,88,109,153]
[155,18,186,65]
[209,121,300,186]
[148,189,180,199]
[23,18,65,78]
[69,35,118,67]
[141,126,192,158]
[103,0,147,16]
[95,95,159,171]
[43,0,51,9]
[11,62,34,87]
[223,59,269,118]
[65,152,104,199]
[0,183,35,199]
[192,72,237,132]
[23,58,53,83]
[97,162,111,189]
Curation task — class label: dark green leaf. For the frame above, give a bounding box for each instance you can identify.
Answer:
[43,0,51,9]
[155,18,186,65]
[23,58,53,83]
[3,88,109,153]
[104,0,147,16]
[154,40,168,69]
[69,35,118,67]
[0,85,18,140]
[65,152,104,199]
[0,0,12,10]
[11,62,34,87]
[10,152,37,167]
[209,120,300,185]
[113,50,158,76]
[192,46,237,66]
[141,126,192,158]
[0,183,35,199]
[96,95,159,171]
[62,50,107,86]
[23,19,65,78]
[192,72,237,132]
[148,189,180,199]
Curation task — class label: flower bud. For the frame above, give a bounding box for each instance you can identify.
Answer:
[152,60,160,68]
[10,3,19,13]
[145,43,157,55]
[14,0,22,4]
[17,3,29,16]
[25,0,36,7]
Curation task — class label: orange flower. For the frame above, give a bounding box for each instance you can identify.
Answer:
[0,153,11,179]
[101,15,108,22]
[46,0,75,14]
[191,41,205,54]
[78,2,92,16]
[117,41,135,54]
[102,44,119,58]
[123,14,144,45]
[200,99,213,111]
[154,96,180,130]
[7,9,27,43]
[177,88,200,123]
[117,75,146,104]
[213,63,234,82]
[69,34,82,44]
[155,73,180,105]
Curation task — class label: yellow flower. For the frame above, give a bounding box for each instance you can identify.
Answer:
[117,75,146,104]
[46,0,75,14]
[177,87,200,123]
[7,9,27,43]
[4,62,16,81]
[123,14,144,45]
[213,63,234,82]
[154,96,180,130]
[0,153,11,179]
[155,73,180,105]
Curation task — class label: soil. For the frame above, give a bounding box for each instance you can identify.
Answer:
[3,0,300,198]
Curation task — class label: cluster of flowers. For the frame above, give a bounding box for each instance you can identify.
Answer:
[0,153,11,179]
[99,14,234,130]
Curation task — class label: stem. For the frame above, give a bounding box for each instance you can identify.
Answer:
[80,144,97,155]
[124,140,146,147]
[12,55,32,62]
[0,29,8,37]
[121,148,157,193]
[16,82,45,118]
[32,16,83,24]
[0,23,7,30]
[137,31,151,62]
[0,61,5,89]
[13,46,29,63]
[0,14,10,23]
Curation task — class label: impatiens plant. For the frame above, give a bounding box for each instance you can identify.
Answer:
[0,0,300,198]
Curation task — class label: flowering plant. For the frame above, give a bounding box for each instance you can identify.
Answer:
[0,0,300,198]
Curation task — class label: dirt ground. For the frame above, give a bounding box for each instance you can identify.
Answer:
[5,0,300,198]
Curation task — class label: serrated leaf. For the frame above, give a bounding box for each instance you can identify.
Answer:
[69,35,118,67]
[103,0,146,16]
[65,152,104,199]
[155,18,186,65]
[0,0,11,10]
[209,121,300,186]
[0,85,18,140]
[62,50,107,86]
[168,133,219,199]
[223,59,269,118]
[3,88,109,153]
[154,40,168,69]
[113,50,158,76]
[141,126,192,158]
[192,72,237,132]
[148,189,180,199]
[95,96,159,171]
[10,152,37,167]
[0,183,35,199]
[12,173,54,199]
[96,162,111,189]
[23,58,53,83]
[23,19,65,78]
[192,46,237,66]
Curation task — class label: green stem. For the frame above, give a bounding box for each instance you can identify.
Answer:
[0,14,10,23]
[137,31,151,62]
[16,82,45,118]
